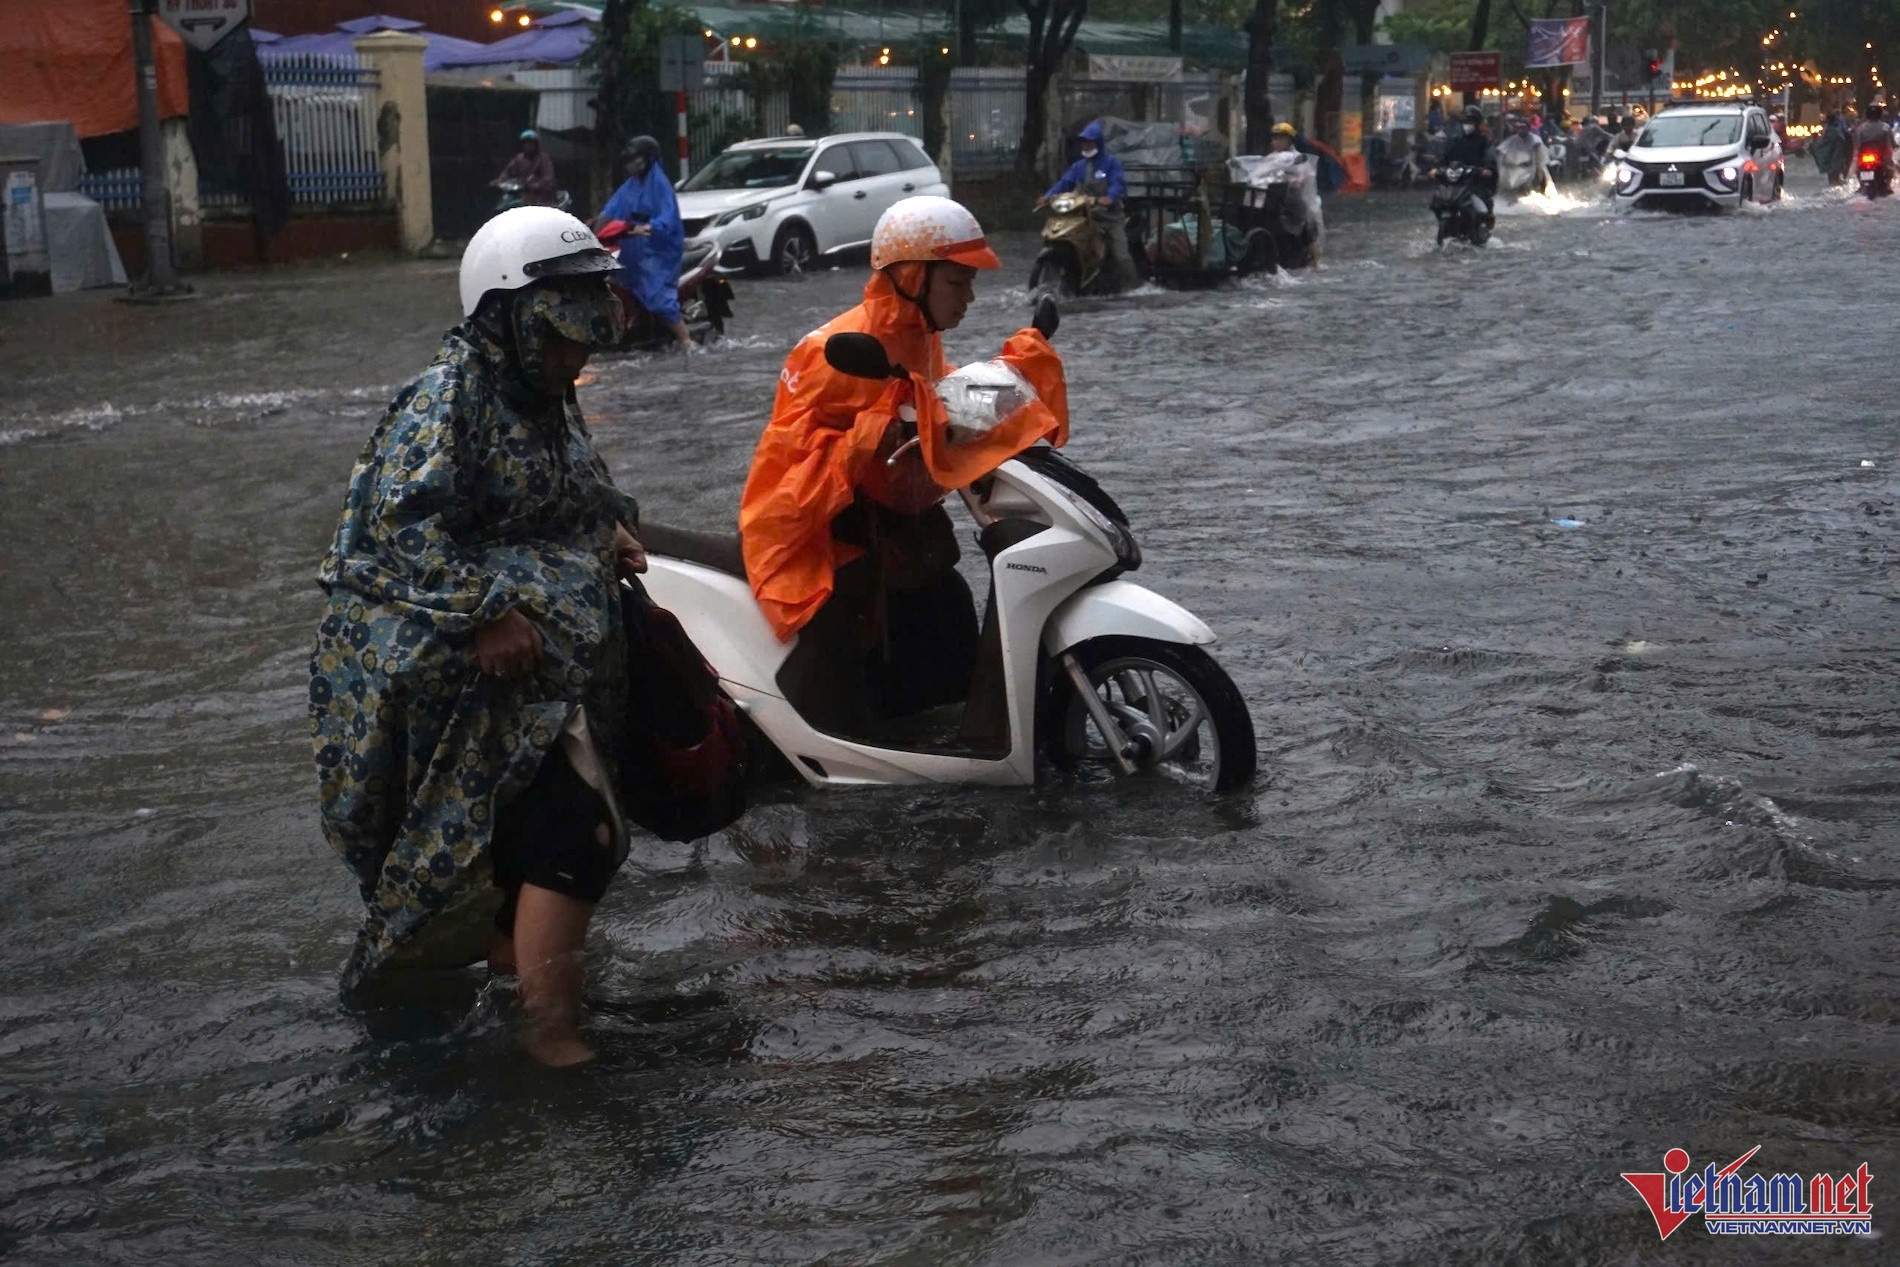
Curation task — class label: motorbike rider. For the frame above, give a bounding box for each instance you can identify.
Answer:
[494,129,559,207]
[1038,120,1140,291]
[1610,114,1638,155]
[311,206,643,1067]
[1494,113,1549,195]
[1817,110,1852,184]
[738,196,1067,740]
[1266,122,1325,263]
[1438,104,1498,195]
[594,135,692,350]
[1852,101,1896,184]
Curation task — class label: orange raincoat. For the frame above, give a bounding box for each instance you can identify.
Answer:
[739,267,1070,640]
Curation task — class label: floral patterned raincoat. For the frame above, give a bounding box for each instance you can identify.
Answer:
[310,322,635,991]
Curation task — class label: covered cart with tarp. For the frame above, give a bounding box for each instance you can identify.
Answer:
[1222,151,1323,271]
[1107,120,1272,287]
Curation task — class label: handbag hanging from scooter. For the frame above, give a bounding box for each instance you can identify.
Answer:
[616,578,749,842]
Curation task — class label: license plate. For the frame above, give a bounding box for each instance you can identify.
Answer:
[1660,171,1684,187]
[1861,171,1875,183]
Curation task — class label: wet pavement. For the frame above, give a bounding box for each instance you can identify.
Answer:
[2,168,1896,1263]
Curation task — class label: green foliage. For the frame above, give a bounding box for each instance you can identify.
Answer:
[737,37,841,137]
[584,0,703,173]
[1379,0,1473,53]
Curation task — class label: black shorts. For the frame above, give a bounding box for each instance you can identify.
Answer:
[490,748,621,932]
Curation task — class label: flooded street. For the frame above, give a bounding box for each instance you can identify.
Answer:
[3,168,1896,1262]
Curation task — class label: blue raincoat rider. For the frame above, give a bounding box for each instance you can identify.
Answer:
[595,135,692,348]
[1038,120,1140,290]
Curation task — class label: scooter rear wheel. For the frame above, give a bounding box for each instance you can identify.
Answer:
[1042,637,1256,793]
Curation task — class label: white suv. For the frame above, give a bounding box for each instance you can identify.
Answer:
[1610,103,1784,211]
[676,132,950,275]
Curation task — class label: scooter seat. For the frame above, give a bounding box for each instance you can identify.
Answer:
[642,521,747,579]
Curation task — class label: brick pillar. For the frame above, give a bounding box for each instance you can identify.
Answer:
[352,30,433,253]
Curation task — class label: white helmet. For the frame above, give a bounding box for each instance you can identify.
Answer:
[870,195,1001,271]
[459,206,617,316]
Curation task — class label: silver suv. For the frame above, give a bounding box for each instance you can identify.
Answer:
[676,132,950,274]
[1610,103,1784,211]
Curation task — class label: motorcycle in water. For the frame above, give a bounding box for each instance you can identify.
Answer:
[596,218,734,348]
[1543,134,1570,187]
[636,304,1257,794]
[491,178,574,217]
[1856,146,1894,198]
[1226,153,1322,271]
[1030,193,1129,296]
[1431,164,1494,245]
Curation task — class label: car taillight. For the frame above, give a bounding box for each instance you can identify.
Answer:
[1860,150,1881,167]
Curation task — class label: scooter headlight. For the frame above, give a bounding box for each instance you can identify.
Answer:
[1048,481,1141,572]
[715,202,769,226]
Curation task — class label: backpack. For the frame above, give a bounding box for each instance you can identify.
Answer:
[615,578,749,842]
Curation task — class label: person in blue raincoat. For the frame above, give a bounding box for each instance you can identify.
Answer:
[1037,120,1139,290]
[594,135,691,348]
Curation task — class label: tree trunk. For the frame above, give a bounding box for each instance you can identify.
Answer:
[1465,0,1494,109]
[1169,0,1183,54]
[1469,0,1493,49]
[1015,0,1087,180]
[1315,0,1344,150]
[1243,0,1278,152]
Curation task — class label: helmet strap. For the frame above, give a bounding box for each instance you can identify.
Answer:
[887,261,940,331]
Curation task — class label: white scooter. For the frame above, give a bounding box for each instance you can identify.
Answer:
[637,318,1256,794]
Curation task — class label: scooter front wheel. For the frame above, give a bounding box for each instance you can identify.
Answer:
[1041,637,1256,793]
[1029,248,1079,298]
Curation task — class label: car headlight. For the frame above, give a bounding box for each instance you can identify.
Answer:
[1707,163,1739,188]
[1615,164,1642,191]
[715,202,769,226]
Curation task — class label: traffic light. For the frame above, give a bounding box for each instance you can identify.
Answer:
[1645,50,1664,82]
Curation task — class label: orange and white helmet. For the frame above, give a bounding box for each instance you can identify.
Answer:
[870,195,1002,271]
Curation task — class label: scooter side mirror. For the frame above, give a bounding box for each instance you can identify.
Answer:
[823,332,897,379]
[1032,294,1060,340]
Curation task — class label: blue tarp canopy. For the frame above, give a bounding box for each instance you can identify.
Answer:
[435,11,596,69]
[254,15,497,72]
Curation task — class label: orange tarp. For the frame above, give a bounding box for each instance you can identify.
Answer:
[0,0,190,139]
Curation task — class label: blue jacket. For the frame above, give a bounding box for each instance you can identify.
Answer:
[599,167,684,322]
[1046,151,1127,202]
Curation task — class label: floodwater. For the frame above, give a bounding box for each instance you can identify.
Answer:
[3,169,1895,1264]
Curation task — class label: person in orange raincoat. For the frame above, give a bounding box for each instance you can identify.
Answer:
[739,196,1069,739]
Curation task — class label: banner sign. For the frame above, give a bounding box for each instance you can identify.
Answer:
[1527,17,1592,68]
[1087,55,1184,83]
[1448,51,1502,92]
[1342,44,1431,75]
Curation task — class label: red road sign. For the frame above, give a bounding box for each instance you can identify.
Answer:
[1449,51,1503,92]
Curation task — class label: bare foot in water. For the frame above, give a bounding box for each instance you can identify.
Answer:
[524,1024,596,1067]
[487,932,517,977]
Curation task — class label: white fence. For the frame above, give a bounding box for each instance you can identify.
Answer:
[80,53,384,213]
[832,66,921,137]
[259,54,384,207]
[951,68,1026,175]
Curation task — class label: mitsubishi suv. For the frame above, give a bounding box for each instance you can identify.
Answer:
[676,132,950,275]
[1610,103,1784,211]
